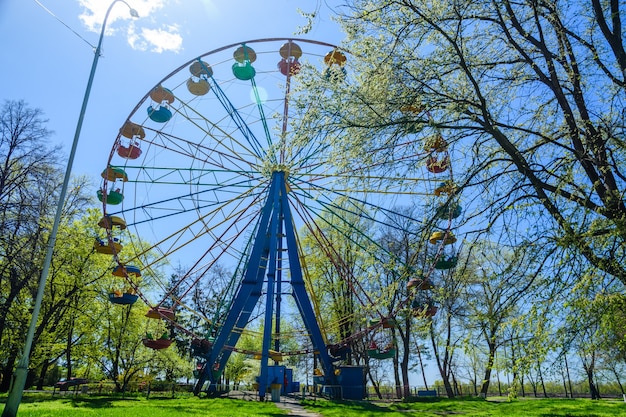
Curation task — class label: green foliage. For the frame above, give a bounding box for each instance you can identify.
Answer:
[299,200,378,345]
[5,1,626,403]
[304,0,626,284]
[598,293,626,360]
[292,0,626,400]
[0,100,67,389]
[223,352,252,385]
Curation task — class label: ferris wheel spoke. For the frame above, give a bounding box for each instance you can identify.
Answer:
[120,166,264,189]
[289,132,336,170]
[289,174,444,282]
[158,211,260,305]
[289,187,395,267]
[205,73,268,159]
[249,77,274,152]
[292,174,425,226]
[290,198,386,316]
[106,168,268,232]
[121,177,268,229]
[124,185,266,274]
[168,94,266,166]
[138,127,261,173]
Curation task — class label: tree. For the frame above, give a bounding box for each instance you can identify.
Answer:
[459,241,547,397]
[377,205,431,399]
[29,208,110,388]
[596,292,626,362]
[300,200,375,357]
[302,0,626,285]
[92,298,154,393]
[149,346,193,391]
[0,100,61,391]
[186,262,234,344]
[427,270,464,398]
[505,305,553,398]
[223,352,251,389]
[0,102,99,392]
[300,199,399,397]
[562,271,626,399]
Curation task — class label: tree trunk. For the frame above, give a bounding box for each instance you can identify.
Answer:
[36,359,51,390]
[399,318,411,399]
[416,344,429,390]
[366,367,382,399]
[581,352,600,399]
[564,354,574,397]
[429,318,455,398]
[586,369,600,399]
[400,351,410,399]
[611,367,625,395]
[479,341,496,397]
[509,336,517,396]
[452,372,461,396]
[538,363,548,398]
[0,353,17,392]
[561,367,569,398]
[65,315,76,379]
[392,345,402,399]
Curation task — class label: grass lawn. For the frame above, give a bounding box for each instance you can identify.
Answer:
[3,395,287,417]
[3,394,626,416]
[303,396,626,417]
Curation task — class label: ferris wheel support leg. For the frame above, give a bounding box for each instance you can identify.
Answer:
[258,181,283,401]
[274,218,284,355]
[279,179,336,382]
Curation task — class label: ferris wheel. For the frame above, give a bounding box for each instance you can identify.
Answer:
[94,38,460,399]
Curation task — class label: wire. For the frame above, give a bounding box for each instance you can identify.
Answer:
[32,0,95,49]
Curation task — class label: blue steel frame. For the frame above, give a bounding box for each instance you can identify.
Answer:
[193,171,335,399]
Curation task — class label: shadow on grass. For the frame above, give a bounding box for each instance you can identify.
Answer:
[300,396,499,417]
[68,397,141,408]
[302,399,392,414]
[0,395,128,408]
[404,395,488,403]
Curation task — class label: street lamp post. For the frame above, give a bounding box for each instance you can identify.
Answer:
[1,2,137,416]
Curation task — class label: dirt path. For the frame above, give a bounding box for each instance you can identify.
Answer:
[274,395,323,417]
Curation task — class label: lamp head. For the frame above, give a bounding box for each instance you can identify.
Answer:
[129,8,139,18]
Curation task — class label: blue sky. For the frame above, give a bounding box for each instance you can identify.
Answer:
[0,0,345,182]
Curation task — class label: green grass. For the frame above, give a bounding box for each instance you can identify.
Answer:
[3,394,626,416]
[301,396,626,417]
[3,395,287,417]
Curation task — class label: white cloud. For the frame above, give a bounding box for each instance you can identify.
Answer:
[126,24,146,51]
[78,0,161,32]
[78,0,181,53]
[128,25,183,53]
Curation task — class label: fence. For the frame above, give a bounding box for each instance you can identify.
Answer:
[39,379,626,401]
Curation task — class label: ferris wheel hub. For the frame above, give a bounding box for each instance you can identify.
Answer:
[261,160,291,180]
